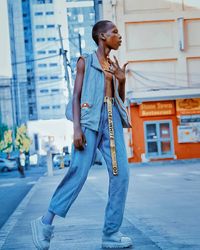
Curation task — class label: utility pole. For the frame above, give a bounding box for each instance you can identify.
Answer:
[78,33,82,56]
[10,79,16,150]
[94,0,103,22]
[58,24,72,99]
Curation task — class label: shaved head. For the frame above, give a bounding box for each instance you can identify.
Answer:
[92,20,113,45]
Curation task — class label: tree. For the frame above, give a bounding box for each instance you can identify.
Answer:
[15,124,32,152]
[0,123,8,141]
[0,124,13,153]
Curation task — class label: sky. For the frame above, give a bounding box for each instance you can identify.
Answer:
[0,0,11,77]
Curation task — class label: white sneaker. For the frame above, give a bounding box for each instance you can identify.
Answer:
[102,231,133,249]
[31,216,54,250]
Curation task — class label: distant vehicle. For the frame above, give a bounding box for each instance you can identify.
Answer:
[53,154,71,168]
[0,158,18,172]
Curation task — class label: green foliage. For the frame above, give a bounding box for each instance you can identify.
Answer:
[0,123,8,141]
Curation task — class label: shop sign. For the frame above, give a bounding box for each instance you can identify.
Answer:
[176,98,200,115]
[139,101,175,117]
[178,123,200,143]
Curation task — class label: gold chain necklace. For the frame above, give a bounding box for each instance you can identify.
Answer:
[101,60,111,71]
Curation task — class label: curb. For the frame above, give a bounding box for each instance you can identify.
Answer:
[0,176,43,249]
[129,158,200,168]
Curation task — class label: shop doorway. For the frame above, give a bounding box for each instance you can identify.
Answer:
[144,120,174,159]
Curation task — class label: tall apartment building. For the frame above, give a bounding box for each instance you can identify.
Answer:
[0,77,14,128]
[8,0,68,121]
[8,0,30,125]
[103,0,200,162]
[66,0,96,80]
[8,0,97,122]
[30,0,68,119]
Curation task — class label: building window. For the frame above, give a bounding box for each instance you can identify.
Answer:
[46,24,55,28]
[51,88,59,92]
[49,63,58,67]
[40,89,49,93]
[79,27,85,36]
[37,50,46,55]
[35,25,44,29]
[89,13,94,19]
[41,105,50,110]
[48,50,57,54]
[38,63,47,68]
[47,37,56,41]
[46,11,54,15]
[50,76,59,80]
[144,120,174,159]
[52,105,60,109]
[39,76,48,81]
[29,106,33,115]
[35,12,43,16]
[36,38,45,42]
[28,90,32,98]
[81,39,85,49]
[78,14,83,23]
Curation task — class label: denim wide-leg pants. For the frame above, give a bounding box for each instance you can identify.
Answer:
[48,103,129,235]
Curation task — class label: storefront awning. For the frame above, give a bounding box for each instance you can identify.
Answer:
[127,88,200,104]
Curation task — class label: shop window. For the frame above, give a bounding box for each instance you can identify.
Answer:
[49,63,58,67]
[144,120,174,159]
[41,106,50,110]
[35,25,44,29]
[48,50,57,54]
[35,12,43,16]
[47,24,55,28]
[46,11,54,15]
[47,37,56,41]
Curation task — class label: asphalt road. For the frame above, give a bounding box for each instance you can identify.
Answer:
[0,159,200,249]
[0,166,46,229]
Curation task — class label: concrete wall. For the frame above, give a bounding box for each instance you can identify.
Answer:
[103,0,200,96]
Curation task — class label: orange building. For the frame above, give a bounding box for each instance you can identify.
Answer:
[128,97,200,163]
[102,0,200,163]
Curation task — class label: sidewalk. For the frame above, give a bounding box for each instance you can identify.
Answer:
[0,159,200,249]
[0,166,160,250]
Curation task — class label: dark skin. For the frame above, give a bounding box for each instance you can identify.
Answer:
[73,22,128,150]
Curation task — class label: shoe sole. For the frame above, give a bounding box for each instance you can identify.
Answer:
[31,220,47,250]
[102,241,132,249]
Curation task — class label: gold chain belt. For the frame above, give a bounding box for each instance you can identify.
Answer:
[104,96,118,176]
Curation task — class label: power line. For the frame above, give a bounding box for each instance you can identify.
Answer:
[127,69,200,89]
[11,54,60,66]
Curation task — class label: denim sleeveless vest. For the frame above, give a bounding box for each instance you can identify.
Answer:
[65,52,131,131]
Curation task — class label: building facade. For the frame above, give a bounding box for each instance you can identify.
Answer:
[8,0,69,121]
[8,0,30,125]
[30,0,68,119]
[0,77,14,128]
[66,0,97,80]
[8,0,98,121]
[103,0,200,162]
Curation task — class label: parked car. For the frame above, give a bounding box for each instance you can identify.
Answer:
[0,158,18,172]
[53,154,71,168]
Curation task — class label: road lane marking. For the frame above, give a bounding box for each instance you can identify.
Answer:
[161,172,180,176]
[27,181,37,185]
[189,171,200,175]
[136,174,153,177]
[0,183,15,187]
